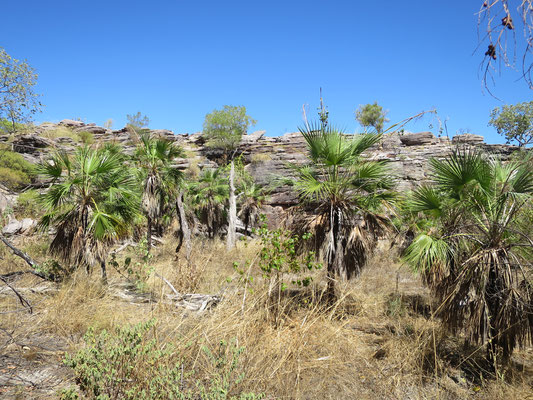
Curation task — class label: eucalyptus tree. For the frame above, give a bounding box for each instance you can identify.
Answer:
[203,105,256,250]
[403,148,533,364]
[134,132,184,252]
[38,145,140,281]
[284,122,396,293]
[189,168,228,239]
[0,47,42,132]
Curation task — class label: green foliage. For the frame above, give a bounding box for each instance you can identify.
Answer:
[14,189,40,217]
[0,118,29,134]
[255,217,321,287]
[37,145,140,272]
[489,101,533,147]
[77,130,95,145]
[203,106,256,154]
[58,387,80,400]
[64,320,263,400]
[109,240,154,292]
[284,121,396,280]
[233,216,321,299]
[189,168,229,238]
[126,112,150,130]
[133,132,184,248]
[0,148,34,189]
[0,48,42,127]
[355,102,389,133]
[403,148,533,362]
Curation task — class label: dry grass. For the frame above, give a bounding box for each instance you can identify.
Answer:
[0,235,532,399]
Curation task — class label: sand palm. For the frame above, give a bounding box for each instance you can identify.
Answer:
[134,132,184,251]
[403,148,533,363]
[285,123,396,290]
[237,180,266,235]
[190,168,228,238]
[38,145,139,281]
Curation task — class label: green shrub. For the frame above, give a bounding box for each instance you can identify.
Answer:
[64,320,263,400]
[77,130,95,144]
[0,148,34,190]
[15,189,40,217]
[0,118,31,134]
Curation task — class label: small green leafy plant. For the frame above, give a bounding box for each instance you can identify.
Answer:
[64,320,263,400]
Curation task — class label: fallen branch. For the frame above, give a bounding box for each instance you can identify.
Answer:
[111,241,137,255]
[0,234,50,281]
[154,273,220,311]
[155,273,181,296]
[0,276,32,313]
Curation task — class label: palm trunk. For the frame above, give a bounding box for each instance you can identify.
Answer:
[146,215,152,252]
[176,190,192,263]
[226,160,237,250]
[100,260,107,284]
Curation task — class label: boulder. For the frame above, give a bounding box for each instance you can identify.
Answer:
[74,125,106,135]
[2,217,22,236]
[151,129,175,140]
[12,135,53,155]
[241,130,266,145]
[452,133,484,144]
[20,218,36,233]
[59,119,85,128]
[399,132,436,146]
[0,192,11,214]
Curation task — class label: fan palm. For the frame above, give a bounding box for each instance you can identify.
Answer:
[190,168,228,238]
[134,132,184,251]
[237,180,267,235]
[284,123,396,290]
[38,145,140,281]
[403,148,533,363]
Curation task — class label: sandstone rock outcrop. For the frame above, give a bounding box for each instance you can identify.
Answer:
[1,121,525,220]
[399,132,436,146]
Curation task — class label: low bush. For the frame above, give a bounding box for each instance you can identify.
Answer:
[0,148,34,190]
[77,130,95,144]
[64,320,263,400]
[14,189,40,217]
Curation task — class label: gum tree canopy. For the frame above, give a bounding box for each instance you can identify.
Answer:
[0,48,42,131]
[489,101,533,147]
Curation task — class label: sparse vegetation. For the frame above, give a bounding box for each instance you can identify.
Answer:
[0,147,34,189]
[0,109,531,400]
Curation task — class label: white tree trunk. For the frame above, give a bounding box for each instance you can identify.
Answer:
[226,160,237,250]
[176,190,192,263]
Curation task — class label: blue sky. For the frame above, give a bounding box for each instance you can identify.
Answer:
[1,0,531,143]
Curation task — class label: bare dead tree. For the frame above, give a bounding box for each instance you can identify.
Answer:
[477,1,533,92]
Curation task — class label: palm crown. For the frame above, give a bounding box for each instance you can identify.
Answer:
[38,145,139,277]
[286,123,396,281]
[403,148,533,361]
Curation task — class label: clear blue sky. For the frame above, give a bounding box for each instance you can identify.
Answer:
[1,0,531,143]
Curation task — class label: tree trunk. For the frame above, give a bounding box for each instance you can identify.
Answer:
[176,190,192,263]
[100,260,107,284]
[147,215,152,252]
[226,160,237,251]
[325,204,338,300]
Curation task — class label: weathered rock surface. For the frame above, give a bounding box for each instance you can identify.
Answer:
[399,132,436,146]
[59,119,85,128]
[74,125,107,135]
[452,133,484,144]
[3,121,526,222]
[12,135,53,155]
[2,217,22,236]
